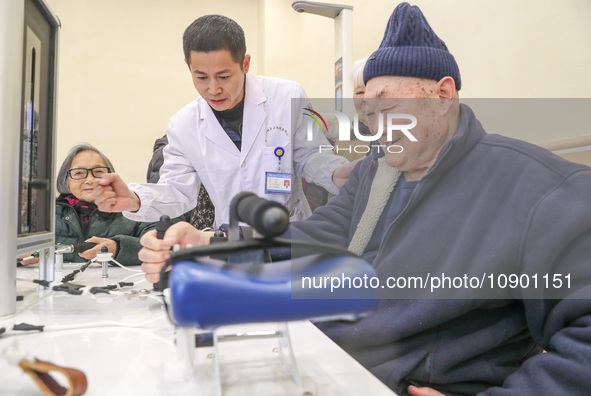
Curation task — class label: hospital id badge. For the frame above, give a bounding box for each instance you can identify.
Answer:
[265,172,292,194]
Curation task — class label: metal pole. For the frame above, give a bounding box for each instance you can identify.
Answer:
[335,8,353,99]
[0,0,25,318]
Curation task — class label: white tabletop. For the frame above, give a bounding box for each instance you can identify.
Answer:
[1,263,396,395]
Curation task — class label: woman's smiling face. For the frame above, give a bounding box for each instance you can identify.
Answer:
[67,150,109,202]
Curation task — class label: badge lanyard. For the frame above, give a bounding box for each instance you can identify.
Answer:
[265,146,292,195]
[274,147,284,171]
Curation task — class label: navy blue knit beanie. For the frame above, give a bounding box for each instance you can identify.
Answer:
[363,2,461,90]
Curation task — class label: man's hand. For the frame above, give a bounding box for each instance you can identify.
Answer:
[91,173,140,213]
[79,236,117,261]
[138,222,214,283]
[332,158,362,188]
[407,385,445,396]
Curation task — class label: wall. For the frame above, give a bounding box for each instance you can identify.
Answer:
[47,0,260,183]
[46,0,591,183]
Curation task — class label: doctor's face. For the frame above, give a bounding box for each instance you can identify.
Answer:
[187,49,251,111]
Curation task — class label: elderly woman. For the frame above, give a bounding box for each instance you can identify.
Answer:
[321,56,372,162]
[54,143,154,264]
[304,57,372,209]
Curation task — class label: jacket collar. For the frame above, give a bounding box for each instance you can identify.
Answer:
[56,194,116,219]
[425,103,486,179]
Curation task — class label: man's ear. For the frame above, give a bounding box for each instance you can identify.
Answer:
[243,54,251,74]
[437,76,457,99]
[437,76,458,115]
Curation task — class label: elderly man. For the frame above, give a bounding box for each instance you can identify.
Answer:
[292,3,591,395]
[138,3,591,395]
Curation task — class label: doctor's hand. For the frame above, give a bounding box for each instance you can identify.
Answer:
[91,173,140,213]
[407,385,445,396]
[138,222,214,283]
[332,158,362,188]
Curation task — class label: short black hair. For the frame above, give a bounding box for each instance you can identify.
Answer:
[183,15,246,67]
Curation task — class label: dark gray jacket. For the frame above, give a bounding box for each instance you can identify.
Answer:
[56,197,154,264]
[146,135,168,184]
[293,104,591,395]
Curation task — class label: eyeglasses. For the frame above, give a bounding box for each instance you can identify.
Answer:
[67,167,111,180]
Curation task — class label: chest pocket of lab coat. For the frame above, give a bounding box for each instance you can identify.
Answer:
[262,135,292,174]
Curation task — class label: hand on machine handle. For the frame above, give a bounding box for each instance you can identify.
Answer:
[17,251,40,266]
[139,221,215,284]
[153,215,173,291]
[18,243,98,266]
[55,242,98,255]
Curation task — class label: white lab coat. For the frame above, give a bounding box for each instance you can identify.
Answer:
[125,73,348,226]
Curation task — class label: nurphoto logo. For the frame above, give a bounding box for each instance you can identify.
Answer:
[304,108,418,154]
[302,107,328,133]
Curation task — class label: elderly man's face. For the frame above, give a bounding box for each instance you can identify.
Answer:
[364,76,455,181]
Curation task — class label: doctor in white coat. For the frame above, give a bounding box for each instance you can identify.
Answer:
[92,15,351,241]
